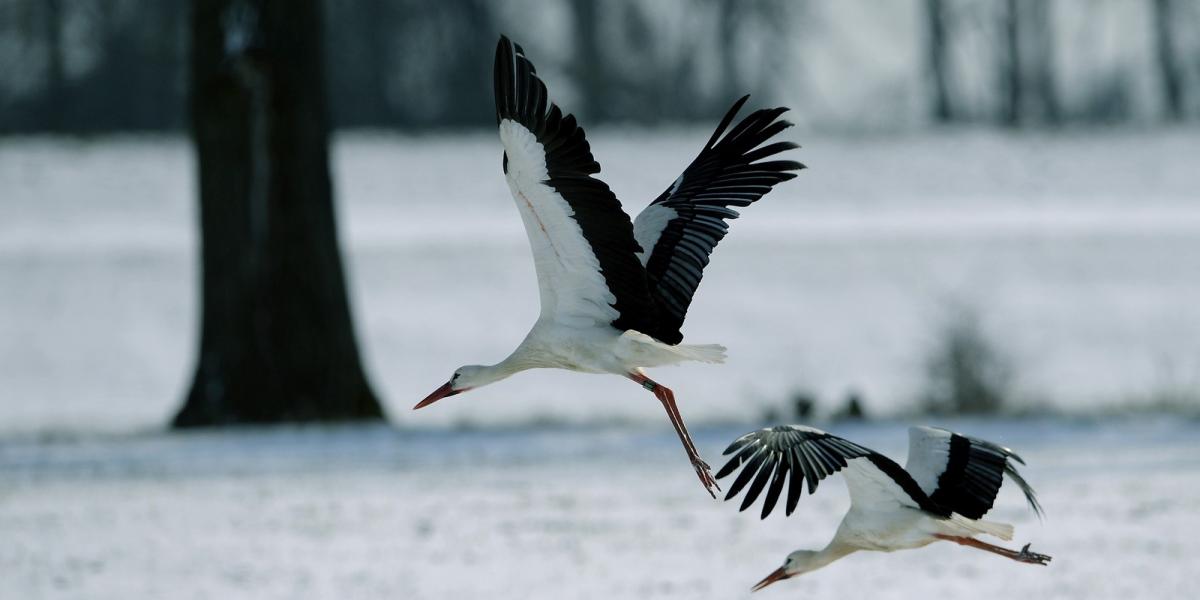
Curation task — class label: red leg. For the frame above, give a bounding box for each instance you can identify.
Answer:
[628,373,719,498]
[934,534,1052,565]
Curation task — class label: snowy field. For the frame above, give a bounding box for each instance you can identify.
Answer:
[2,130,1200,599]
[2,129,1200,431]
[2,418,1198,599]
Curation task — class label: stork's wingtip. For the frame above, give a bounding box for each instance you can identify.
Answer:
[496,35,525,59]
[1031,502,1046,521]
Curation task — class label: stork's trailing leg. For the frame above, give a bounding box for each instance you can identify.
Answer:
[935,535,1052,565]
[628,372,719,498]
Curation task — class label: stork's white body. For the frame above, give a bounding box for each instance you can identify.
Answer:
[835,504,1010,553]
[830,455,1016,553]
[498,119,728,377]
[836,506,939,553]
[502,324,725,377]
[717,425,1049,590]
[417,37,802,495]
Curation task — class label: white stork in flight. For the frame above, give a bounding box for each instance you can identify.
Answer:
[716,425,1049,591]
[414,36,803,496]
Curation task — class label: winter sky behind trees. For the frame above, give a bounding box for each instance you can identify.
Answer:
[1,0,1198,133]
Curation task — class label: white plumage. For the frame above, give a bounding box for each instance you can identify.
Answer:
[716,425,1049,591]
[631,204,677,263]
[414,36,803,497]
[499,119,617,328]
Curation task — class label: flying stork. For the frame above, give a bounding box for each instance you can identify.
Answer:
[716,425,1050,591]
[414,36,804,497]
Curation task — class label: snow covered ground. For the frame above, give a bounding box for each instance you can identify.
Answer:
[2,130,1199,598]
[2,418,1198,599]
[2,129,1199,431]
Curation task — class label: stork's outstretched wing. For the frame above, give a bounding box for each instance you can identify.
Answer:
[632,97,803,344]
[904,426,1044,520]
[495,36,658,332]
[717,425,937,519]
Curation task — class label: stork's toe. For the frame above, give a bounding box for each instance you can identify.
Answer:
[1017,543,1052,565]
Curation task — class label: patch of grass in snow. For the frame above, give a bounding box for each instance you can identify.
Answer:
[916,301,1018,416]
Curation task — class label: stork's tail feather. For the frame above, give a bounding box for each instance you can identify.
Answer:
[617,331,726,367]
[947,513,1014,541]
[674,343,727,364]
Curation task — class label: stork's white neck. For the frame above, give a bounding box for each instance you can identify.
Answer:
[455,347,544,390]
[786,540,857,577]
[813,539,857,569]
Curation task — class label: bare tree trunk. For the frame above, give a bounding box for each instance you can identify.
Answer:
[361,0,393,124]
[926,0,954,122]
[571,0,608,121]
[442,0,493,127]
[758,0,798,105]
[718,0,742,105]
[999,0,1022,127]
[41,0,65,131]
[176,0,383,427]
[1028,0,1060,124]
[1153,0,1184,120]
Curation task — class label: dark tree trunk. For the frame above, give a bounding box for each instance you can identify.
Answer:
[999,0,1022,127]
[358,0,393,125]
[41,0,66,132]
[175,0,383,427]
[1153,0,1184,120]
[326,0,396,128]
[718,0,742,105]
[441,0,493,127]
[1028,0,1061,124]
[925,0,954,122]
[571,0,608,121]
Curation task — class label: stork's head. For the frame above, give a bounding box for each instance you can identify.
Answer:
[413,365,501,409]
[751,550,820,592]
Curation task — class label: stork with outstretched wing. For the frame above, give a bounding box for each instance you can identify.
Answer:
[717,425,1050,591]
[414,36,804,497]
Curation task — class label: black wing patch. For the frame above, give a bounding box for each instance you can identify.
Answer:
[494,35,659,334]
[716,425,879,519]
[636,96,804,344]
[929,432,1044,520]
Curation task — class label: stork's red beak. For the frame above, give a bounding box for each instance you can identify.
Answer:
[751,566,791,592]
[413,381,462,409]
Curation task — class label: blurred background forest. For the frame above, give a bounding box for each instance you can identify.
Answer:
[3,0,1200,433]
[2,0,1199,134]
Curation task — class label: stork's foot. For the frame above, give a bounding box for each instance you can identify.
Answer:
[1016,543,1052,566]
[692,456,720,499]
[935,534,1052,566]
[628,371,720,499]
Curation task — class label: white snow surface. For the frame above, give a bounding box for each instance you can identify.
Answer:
[2,130,1200,432]
[1,419,1197,599]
